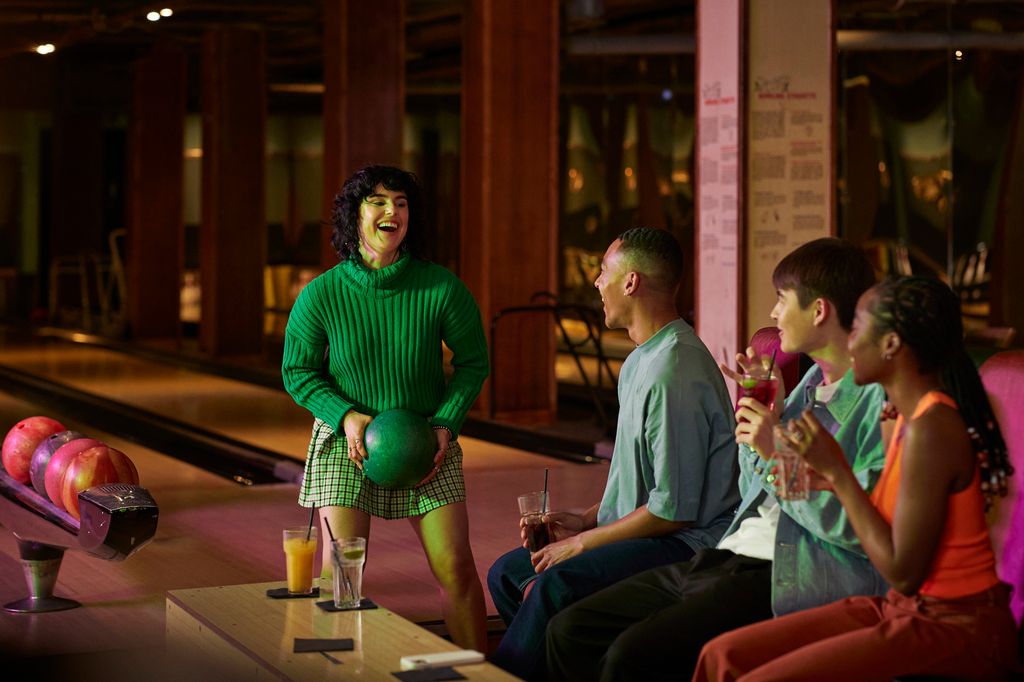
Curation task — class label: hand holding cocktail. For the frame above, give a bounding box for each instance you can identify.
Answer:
[518,491,553,552]
[720,347,785,459]
[773,410,849,495]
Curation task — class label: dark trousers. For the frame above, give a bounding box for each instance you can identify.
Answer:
[545,549,773,682]
[487,536,696,681]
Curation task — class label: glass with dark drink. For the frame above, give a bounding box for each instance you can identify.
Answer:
[518,491,551,552]
[524,514,551,552]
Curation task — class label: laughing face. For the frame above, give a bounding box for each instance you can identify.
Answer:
[594,239,630,329]
[357,184,409,267]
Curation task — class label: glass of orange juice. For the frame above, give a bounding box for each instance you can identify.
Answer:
[283,527,318,594]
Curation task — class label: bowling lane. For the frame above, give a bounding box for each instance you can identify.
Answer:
[0,331,595,474]
[0,333,311,460]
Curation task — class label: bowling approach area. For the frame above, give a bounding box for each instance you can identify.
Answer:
[0,328,610,678]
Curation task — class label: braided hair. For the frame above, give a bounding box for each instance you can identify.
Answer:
[330,165,429,262]
[869,276,1012,510]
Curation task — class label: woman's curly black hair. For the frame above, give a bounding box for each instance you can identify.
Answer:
[329,165,429,262]
[870,275,1012,510]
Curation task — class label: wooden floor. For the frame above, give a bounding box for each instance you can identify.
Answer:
[0,334,610,674]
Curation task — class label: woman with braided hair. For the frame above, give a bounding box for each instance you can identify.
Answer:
[693,276,1019,682]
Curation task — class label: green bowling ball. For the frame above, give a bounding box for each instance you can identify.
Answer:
[362,409,437,489]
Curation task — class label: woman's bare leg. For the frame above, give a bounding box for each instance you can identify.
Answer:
[408,502,487,651]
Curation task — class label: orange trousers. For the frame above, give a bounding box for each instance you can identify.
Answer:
[693,583,1020,682]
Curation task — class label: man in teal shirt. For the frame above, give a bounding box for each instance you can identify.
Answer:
[545,238,888,681]
[488,227,739,680]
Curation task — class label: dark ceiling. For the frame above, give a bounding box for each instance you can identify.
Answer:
[0,1,1020,106]
[0,1,695,88]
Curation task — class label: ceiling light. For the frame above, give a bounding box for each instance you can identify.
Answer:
[36,44,55,55]
[160,8,173,17]
[147,11,160,21]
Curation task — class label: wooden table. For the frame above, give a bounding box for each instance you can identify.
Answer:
[166,582,517,680]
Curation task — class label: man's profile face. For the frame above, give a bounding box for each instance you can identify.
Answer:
[595,239,629,329]
[770,288,815,354]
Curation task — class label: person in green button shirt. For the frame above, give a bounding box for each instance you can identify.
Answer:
[282,165,489,649]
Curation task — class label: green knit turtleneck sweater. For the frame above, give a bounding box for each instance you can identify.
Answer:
[282,253,489,436]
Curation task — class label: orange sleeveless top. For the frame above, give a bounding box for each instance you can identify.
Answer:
[869,391,998,598]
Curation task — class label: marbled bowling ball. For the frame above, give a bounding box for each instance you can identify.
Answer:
[30,430,85,499]
[362,409,437,489]
[45,438,104,509]
[2,416,66,484]
[60,444,139,520]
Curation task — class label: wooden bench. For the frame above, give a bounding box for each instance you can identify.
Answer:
[166,581,518,680]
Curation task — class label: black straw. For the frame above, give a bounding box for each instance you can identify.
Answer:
[767,349,778,379]
[323,517,337,543]
[306,506,316,542]
[543,468,549,513]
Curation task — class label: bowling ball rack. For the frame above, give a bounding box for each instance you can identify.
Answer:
[0,470,158,613]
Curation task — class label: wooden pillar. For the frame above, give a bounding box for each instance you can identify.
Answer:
[696,0,834,396]
[50,113,103,261]
[320,0,404,268]
[462,0,559,419]
[127,44,186,339]
[200,28,266,356]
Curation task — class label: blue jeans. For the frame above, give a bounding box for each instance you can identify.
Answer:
[487,536,696,681]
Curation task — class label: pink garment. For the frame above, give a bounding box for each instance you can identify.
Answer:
[980,350,1024,625]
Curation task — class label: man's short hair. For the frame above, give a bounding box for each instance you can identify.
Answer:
[771,238,875,330]
[616,227,684,293]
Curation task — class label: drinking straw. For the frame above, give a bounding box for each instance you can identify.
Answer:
[543,468,549,513]
[767,348,778,379]
[323,517,336,542]
[306,506,316,542]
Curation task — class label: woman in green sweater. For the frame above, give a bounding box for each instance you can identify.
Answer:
[282,165,489,649]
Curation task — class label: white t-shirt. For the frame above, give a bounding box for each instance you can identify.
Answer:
[718,378,841,560]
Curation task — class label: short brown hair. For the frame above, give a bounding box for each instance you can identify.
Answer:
[772,238,875,330]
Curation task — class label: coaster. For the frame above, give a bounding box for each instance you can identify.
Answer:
[316,598,378,612]
[293,637,354,653]
[392,667,466,681]
[266,587,320,599]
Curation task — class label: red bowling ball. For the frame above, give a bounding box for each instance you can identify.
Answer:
[2,416,66,484]
[60,444,139,519]
[45,438,104,509]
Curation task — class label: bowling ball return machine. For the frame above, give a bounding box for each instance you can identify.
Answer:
[0,470,158,613]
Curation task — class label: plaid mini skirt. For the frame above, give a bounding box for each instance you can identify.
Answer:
[297,418,466,519]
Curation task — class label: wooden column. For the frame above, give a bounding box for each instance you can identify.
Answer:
[320,0,404,268]
[200,28,266,356]
[127,44,186,339]
[50,114,103,261]
[462,0,559,419]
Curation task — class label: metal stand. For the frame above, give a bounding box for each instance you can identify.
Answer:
[3,538,80,613]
